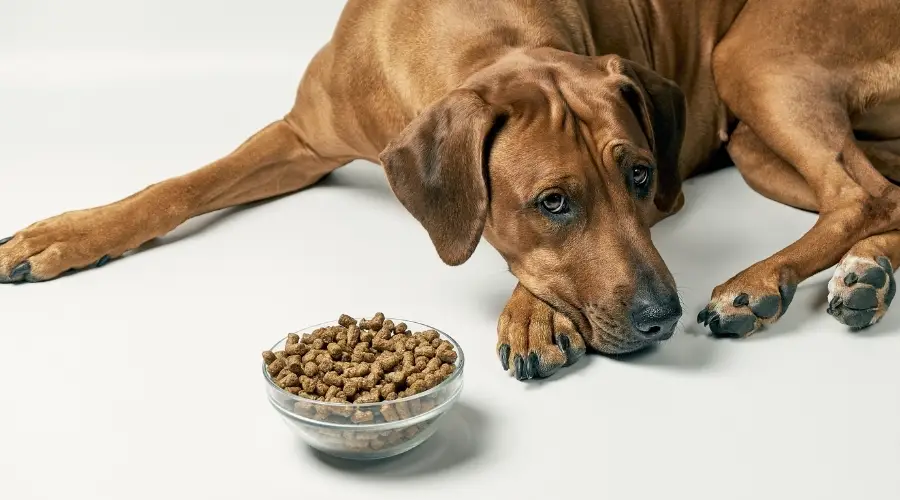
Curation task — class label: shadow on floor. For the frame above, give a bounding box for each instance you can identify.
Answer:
[299,402,490,479]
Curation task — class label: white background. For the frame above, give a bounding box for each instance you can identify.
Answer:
[2,1,898,499]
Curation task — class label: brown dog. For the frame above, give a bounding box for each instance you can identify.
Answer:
[3,0,900,380]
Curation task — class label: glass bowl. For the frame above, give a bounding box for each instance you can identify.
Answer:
[262,318,465,460]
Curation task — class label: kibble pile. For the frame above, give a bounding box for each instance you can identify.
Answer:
[263,313,459,424]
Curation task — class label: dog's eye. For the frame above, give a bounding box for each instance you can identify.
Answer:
[540,193,570,215]
[632,165,651,188]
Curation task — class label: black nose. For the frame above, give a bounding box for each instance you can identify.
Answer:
[630,292,682,339]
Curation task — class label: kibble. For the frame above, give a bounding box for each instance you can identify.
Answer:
[278,372,299,389]
[351,410,375,424]
[425,357,442,373]
[266,314,457,401]
[325,385,340,400]
[338,314,357,328]
[343,378,359,397]
[267,358,286,377]
[323,371,342,386]
[327,343,343,359]
[287,359,303,375]
[318,358,334,374]
[263,313,460,453]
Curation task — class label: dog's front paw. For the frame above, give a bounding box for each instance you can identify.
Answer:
[827,254,896,329]
[698,267,797,338]
[0,209,134,284]
[497,284,586,381]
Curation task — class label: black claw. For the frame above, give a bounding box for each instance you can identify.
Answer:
[845,287,878,310]
[96,255,111,268]
[779,282,798,311]
[558,334,585,367]
[733,293,750,307]
[555,334,571,354]
[844,272,859,286]
[858,266,887,289]
[10,261,31,281]
[0,236,11,246]
[526,352,539,379]
[751,295,781,319]
[827,295,843,317]
[498,344,511,371]
[876,256,894,274]
[514,355,527,381]
[697,308,710,325]
[830,295,843,309]
[703,311,719,327]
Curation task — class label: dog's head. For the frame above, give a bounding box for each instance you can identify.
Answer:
[379,48,686,354]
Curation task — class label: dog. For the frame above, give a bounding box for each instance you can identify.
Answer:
[3,0,900,381]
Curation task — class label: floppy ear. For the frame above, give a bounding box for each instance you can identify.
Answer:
[616,59,687,214]
[379,89,502,266]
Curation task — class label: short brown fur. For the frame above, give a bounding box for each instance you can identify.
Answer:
[4,0,900,380]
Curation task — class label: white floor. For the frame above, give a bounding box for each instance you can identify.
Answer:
[2,2,899,499]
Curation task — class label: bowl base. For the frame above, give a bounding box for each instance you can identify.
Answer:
[308,438,425,461]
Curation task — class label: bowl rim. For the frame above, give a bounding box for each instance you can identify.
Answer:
[262,317,465,410]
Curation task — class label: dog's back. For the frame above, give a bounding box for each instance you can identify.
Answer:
[302,0,601,160]
[310,0,749,173]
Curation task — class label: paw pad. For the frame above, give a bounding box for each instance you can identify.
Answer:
[828,255,895,329]
[698,282,795,338]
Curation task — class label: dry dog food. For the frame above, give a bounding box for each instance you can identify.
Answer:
[263,313,460,453]
[263,313,459,448]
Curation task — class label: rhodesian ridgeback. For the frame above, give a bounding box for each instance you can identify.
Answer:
[4,0,900,380]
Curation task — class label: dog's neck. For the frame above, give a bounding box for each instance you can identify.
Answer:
[580,0,749,85]
[580,0,749,176]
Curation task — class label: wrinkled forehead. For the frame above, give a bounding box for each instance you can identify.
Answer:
[486,97,649,203]
[487,111,594,202]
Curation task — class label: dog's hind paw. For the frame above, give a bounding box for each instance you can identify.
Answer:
[698,266,797,338]
[497,284,586,381]
[827,254,896,329]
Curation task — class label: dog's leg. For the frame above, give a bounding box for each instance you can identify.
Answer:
[693,0,900,336]
[496,283,587,380]
[697,71,896,335]
[0,120,348,283]
[728,123,818,213]
[0,59,355,283]
[858,139,900,184]
[827,140,900,328]
[730,125,900,330]
[698,101,880,336]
